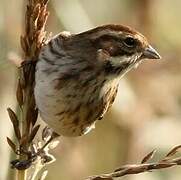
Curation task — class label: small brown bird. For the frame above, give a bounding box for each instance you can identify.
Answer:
[34,24,161,137]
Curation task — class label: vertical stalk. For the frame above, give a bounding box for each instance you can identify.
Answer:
[16,170,27,180]
[8,1,50,180]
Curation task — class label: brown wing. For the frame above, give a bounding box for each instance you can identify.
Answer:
[97,85,118,120]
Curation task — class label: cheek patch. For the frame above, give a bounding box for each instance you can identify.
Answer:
[97,49,110,62]
[110,56,132,66]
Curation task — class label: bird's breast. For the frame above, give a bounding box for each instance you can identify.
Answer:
[35,61,119,136]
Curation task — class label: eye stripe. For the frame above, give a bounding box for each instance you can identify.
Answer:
[110,49,135,57]
[99,34,120,41]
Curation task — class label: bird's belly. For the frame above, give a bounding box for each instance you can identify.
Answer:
[35,68,119,136]
[35,80,103,136]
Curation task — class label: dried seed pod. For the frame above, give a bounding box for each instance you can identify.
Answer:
[25,107,32,135]
[28,63,36,85]
[16,79,24,106]
[20,36,28,53]
[28,125,40,143]
[141,150,156,164]
[33,4,41,21]
[20,134,28,147]
[7,137,16,153]
[7,108,19,126]
[166,145,181,158]
[31,108,38,126]
[43,0,49,5]
[42,154,55,164]
[42,126,52,141]
[19,69,26,88]
[7,108,21,140]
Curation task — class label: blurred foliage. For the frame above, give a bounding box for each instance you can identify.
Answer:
[0,0,181,180]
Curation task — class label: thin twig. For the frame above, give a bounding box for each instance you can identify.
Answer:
[7,1,50,180]
[86,145,181,180]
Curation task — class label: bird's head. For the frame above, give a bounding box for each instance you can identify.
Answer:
[74,24,161,76]
[64,24,161,77]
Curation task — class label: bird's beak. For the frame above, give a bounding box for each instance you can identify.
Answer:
[142,45,161,60]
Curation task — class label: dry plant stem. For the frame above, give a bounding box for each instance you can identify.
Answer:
[15,0,49,180]
[17,81,32,180]
[86,145,181,180]
[7,2,54,179]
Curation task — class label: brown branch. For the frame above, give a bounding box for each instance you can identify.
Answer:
[86,145,181,180]
[7,1,52,180]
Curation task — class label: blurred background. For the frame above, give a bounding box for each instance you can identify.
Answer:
[1,0,181,179]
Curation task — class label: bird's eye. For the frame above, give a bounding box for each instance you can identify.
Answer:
[123,37,137,47]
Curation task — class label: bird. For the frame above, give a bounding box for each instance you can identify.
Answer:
[34,24,161,137]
